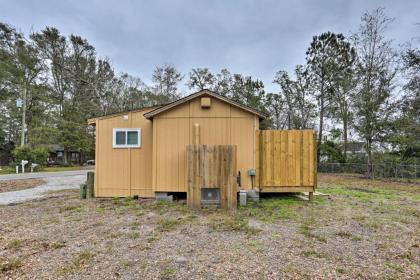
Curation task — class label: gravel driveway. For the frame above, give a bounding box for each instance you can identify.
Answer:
[0,171,87,205]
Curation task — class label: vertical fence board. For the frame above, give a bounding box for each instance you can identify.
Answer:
[255,131,260,188]
[295,131,300,185]
[302,130,310,186]
[280,131,287,185]
[287,131,294,185]
[273,131,280,185]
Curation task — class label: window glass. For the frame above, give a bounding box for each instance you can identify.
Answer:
[127,131,138,145]
[115,131,126,145]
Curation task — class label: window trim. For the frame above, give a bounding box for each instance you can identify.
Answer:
[112,128,141,148]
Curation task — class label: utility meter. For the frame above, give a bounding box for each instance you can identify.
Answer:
[248,169,256,176]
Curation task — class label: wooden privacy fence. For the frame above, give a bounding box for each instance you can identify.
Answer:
[256,130,317,193]
[187,145,237,210]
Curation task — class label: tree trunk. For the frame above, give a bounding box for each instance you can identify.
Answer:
[317,96,324,165]
[366,139,372,178]
[20,86,27,147]
[343,117,348,163]
[317,75,326,165]
[63,150,68,165]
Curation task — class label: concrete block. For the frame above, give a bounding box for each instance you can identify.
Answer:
[247,190,259,202]
[155,192,173,202]
[239,190,247,206]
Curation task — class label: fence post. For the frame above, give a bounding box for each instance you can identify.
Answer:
[86,171,95,198]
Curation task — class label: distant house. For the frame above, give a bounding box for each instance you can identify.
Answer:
[44,144,81,165]
[344,141,365,156]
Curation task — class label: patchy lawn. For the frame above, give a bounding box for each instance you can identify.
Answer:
[0,174,419,279]
[41,166,94,172]
[0,179,47,193]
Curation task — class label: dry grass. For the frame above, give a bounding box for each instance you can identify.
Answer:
[208,213,261,234]
[0,173,419,279]
[0,257,23,273]
[57,250,95,275]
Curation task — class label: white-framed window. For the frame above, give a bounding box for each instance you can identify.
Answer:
[113,128,141,148]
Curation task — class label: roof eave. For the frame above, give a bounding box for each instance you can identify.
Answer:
[143,89,266,119]
[87,105,162,125]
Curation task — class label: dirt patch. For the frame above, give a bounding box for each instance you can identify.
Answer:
[0,174,419,279]
[0,179,47,193]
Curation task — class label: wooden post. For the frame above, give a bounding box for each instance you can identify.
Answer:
[187,146,193,208]
[309,191,314,201]
[227,146,237,211]
[86,171,95,198]
[194,123,200,145]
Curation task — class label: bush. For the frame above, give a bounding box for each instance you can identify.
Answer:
[13,146,49,166]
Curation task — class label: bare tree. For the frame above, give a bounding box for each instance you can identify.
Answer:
[273,66,316,129]
[327,36,358,162]
[352,8,398,177]
[152,64,183,100]
[187,68,215,90]
[306,32,354,164]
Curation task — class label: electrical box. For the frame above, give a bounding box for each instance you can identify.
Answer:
[201,97,211,108]
[248,169,256,176]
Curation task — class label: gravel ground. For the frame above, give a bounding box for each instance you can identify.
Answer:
[0,179,47,193]
[0,174,419,279]
[0,175,84,205]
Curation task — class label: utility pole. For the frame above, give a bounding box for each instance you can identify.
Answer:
[20,85,27,147]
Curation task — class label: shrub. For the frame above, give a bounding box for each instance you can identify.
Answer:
[13,146,49,166]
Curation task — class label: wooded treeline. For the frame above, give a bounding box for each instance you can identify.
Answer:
[0,8,419,174]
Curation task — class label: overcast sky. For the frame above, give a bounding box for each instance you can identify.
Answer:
[1,0,419,92]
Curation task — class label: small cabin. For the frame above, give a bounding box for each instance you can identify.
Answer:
[88,90,264,198]
[88,89,317,200]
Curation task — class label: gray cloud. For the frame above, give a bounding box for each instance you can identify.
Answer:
[1,0,419,92]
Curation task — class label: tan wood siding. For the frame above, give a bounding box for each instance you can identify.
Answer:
[153,96,258,192]
[155,102,190,118]
[189,96,230,118]
[155,118,189,192]
[94,94,261,197]
[230,117,256,189]
[95,109,154,197]
[230,105,253,118]
[129,112,154,197]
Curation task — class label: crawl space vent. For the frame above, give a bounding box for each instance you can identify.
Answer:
[201,188,220,204]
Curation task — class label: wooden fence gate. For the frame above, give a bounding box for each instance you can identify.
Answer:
[187,145,237,210]
[256,130,317,194]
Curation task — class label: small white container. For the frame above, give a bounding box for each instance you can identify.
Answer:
[239,190,247,206]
